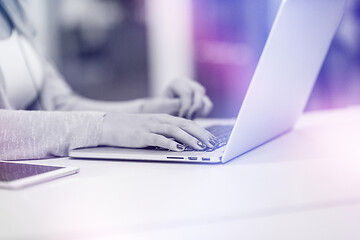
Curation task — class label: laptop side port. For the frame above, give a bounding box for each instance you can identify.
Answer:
[167,157,184,160]
[188,157,198,160]
[202,157,211,161]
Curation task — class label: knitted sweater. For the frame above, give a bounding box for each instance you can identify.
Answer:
[0,0,106,160]
[0,56,106,160]
[0,1,145,160]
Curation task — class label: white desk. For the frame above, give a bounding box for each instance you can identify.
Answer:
[1,107,360,240]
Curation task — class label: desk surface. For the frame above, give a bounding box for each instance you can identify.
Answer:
[1,107,360,240]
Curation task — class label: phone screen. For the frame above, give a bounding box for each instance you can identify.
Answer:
[0,162,63,182]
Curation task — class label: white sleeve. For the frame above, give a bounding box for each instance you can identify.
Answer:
[0,109,105,160]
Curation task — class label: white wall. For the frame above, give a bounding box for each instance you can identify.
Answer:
[145,0,194,96]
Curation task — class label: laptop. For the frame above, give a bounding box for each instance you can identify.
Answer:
[70,0,346,164]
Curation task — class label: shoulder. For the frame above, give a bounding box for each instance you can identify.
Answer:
[0,7,12,40]
[0,0,35,39]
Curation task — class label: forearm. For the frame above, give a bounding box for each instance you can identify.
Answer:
[53,95,145,113]
[0,109,104,160]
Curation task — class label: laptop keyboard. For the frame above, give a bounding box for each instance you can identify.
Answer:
[145,125,233,152]
[184,125,233,152]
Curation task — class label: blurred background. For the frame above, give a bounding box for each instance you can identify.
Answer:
[28,0,360,117]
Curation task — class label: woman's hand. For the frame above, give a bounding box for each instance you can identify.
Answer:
[99,113,218,151]
[141,98,181,116]
[163,78,213,119]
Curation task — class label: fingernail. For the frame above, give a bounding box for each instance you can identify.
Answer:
[177,144,185,151]
[209,137,219,146]
[197,141,206,149]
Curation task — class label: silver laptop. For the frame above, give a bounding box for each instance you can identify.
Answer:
[70,0,346,164]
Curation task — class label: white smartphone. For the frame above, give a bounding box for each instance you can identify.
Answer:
[0,161,79,189]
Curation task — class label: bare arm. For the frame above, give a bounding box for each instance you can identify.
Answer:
[38,62,149,113]
[39,64,212,117]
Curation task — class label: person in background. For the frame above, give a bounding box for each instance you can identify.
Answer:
[0,0,216,161]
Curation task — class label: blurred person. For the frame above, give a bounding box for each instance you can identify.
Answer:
[0,0,215,161]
